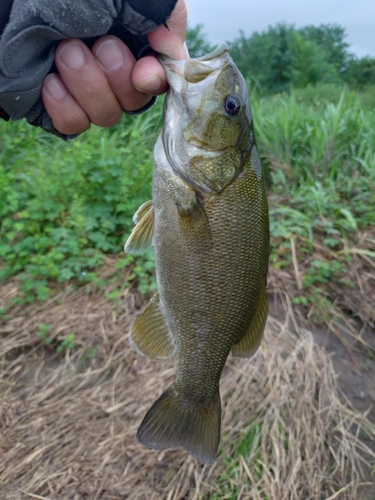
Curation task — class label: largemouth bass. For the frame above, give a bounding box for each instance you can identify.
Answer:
[125,43,269,465]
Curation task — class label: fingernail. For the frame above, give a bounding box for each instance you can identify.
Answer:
[139,75,163,93]
[95,40,124,71]
[44,74,67,100]
[58,42,86,69]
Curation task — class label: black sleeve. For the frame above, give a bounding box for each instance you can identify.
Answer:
[0,0,13,36]
[0,0,13,120]
[0,0,178,139]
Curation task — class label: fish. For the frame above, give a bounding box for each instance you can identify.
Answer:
[124,43,269,465]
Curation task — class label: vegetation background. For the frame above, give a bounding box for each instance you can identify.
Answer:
[1,22,374,324]
[0,22,374,499]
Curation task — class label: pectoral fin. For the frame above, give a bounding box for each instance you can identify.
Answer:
[133,200,153,224]
[129,296,175,360]
[125,201,154,254]
[231,288,268,358]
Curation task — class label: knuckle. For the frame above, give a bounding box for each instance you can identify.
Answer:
[53,109,90,135]
[121,94,151,112]
[90,107,123,128]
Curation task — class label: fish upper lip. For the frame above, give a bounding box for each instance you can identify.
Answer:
[158,42,229,65]
[193,42,229,62]
[158,43,230,83]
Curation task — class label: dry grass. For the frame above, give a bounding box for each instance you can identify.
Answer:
[1,271,374,499]
[268,228,375,329]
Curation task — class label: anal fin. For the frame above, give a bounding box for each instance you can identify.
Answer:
[129,295,175,360]
[231,287,268,358]
[125,201,154,254]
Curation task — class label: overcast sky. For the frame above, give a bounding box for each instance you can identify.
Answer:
[186,0,375,58]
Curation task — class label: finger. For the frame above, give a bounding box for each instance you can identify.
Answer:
[132,56,169,95]
[147,0,189,60]
[92,35,152,112]
[55,39,123,127]
[42,73,91,135]
[133,0,189,94]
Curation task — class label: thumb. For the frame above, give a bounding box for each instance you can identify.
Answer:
[147,0,189,60]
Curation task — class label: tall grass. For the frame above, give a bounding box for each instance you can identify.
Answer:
[252,89,375,321]
[253,88,375,238]
[253,89,375,186]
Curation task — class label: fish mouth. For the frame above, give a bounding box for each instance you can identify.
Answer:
[159,43,230,84]
[193,42,229,62]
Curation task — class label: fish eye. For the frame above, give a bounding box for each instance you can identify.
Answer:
[224,94,243,116]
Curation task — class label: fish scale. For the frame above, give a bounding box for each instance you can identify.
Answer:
[124,43,269,464]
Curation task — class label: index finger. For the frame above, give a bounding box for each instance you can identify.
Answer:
[132,0,188,95]
[147,0,189,60]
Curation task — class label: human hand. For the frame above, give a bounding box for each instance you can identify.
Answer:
[41,0,188,136]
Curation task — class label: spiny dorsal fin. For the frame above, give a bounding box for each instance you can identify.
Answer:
[129,296,175,360]
[231,287,268,358]
[125,201,154,254]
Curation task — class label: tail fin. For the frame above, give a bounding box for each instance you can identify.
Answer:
[137,385,221,465]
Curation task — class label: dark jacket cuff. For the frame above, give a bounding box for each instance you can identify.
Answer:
[0,0,178,137]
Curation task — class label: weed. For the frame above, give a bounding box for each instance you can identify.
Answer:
[56,333,76,353]
[37,323,53,345]
[81,346,98,360]
[36,324,77,353]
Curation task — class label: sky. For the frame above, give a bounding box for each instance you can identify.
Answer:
[186,0,375,58]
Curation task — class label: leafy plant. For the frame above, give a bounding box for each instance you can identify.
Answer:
[56,333,76,353]
[0,100,163,303]
[37,323,53,344]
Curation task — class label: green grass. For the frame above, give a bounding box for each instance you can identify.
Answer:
[212,422,264,499]
[253,89,375,186]
[290,82,375,109]
[1,90,374,314]
[251,89,374,319]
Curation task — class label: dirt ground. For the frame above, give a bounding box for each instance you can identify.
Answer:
[313,316,375,494]
[0,263,374,499]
